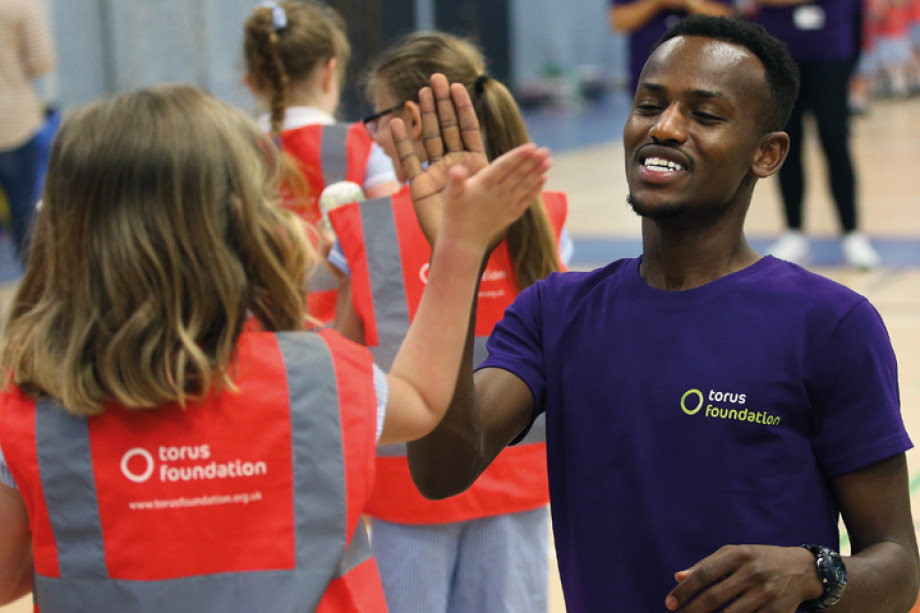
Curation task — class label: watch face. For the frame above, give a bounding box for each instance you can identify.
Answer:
[817,548,847,605]
[802,545,847,610]
[825,555,848,598]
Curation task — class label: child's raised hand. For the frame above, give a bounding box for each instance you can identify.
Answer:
[439,142,552,255]
[389,73,490,244]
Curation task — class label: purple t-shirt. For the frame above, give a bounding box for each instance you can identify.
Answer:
[480,256,910,613]
[755,0,859,61]
[610,0,733,90]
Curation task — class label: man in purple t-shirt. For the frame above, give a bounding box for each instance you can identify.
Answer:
[392,15,919,613]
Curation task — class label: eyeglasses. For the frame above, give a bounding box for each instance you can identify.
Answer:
[361,102,406,139]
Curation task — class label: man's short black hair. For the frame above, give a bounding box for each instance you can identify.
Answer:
[654,15,800,132]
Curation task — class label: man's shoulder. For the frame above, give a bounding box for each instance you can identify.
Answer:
[757,257,868,308]
[535,258,635,297]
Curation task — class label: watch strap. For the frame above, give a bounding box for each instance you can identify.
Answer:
[800,544,847,611]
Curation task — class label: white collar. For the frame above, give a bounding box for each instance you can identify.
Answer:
[256,106,336,133]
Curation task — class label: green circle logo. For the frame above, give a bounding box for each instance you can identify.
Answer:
[681,389,704,415]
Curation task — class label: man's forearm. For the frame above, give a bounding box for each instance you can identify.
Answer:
[834,542,920,613]
[406,306,488,499]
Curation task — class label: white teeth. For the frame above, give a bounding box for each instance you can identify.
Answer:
[643,156,685,171]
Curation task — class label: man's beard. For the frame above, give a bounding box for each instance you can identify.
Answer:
[626,194,686,222]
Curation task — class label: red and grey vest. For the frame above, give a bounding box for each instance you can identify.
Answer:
[328,186,568,524]
[281,123,374,325]
[0,330,386,612]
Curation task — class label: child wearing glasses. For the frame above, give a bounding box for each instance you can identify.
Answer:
[328,31,572,613]
[242,0,399,323]
[0,83,551,613]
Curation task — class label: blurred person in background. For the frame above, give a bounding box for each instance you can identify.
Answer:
[243,0,399,324]
[609,0,732,91]
[0,0,55,264]
[751,0,883,268]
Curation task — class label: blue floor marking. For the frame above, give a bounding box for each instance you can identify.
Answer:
[570,235,920,268]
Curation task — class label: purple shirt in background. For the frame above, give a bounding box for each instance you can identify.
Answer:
[480,256,910,612]
[610,0,734,90]
[755,0,859,61]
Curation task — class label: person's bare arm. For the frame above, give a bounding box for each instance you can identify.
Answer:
[751,0,813,6]
[609,0,730,32]
[381,73,540,490]
[0,483,32,604]
[408,362,535,499]
[610,0,671,32]
[365,181,401,199]
[332,275,365,344]
[663,453,919,612]
[380,142,550,445]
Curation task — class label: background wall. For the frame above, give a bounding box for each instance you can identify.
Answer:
[37,0,628,119]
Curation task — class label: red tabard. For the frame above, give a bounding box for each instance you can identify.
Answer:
[0,330,387,612]
[280,123,374,325]
[330,188,568,524]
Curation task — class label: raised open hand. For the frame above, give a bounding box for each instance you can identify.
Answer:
[439,143,551,255]
[388,73,489,245]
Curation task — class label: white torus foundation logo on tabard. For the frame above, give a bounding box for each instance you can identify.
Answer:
[119,444,268,484]
[680,388,782,426]
[120,447,155,483]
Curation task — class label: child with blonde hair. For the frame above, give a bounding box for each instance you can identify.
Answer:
[243,0,399,323]
[328,31,571,613]
[0,83,551,612]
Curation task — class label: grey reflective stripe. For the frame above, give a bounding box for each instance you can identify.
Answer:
[519,413,547,445]
[309,261,339,292]
[31,333,363,612]
[35,399,108,579]
[335,522,373,578]
[358,197,411,371]
[276,332,347,580]
[320,124,351,185]
[35,568,345,613]
[472,336,489,369]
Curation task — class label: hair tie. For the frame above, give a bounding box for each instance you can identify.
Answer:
[474,74,490,95]
[258,1,287,32]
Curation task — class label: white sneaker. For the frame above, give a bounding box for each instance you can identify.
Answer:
[842,232,881,270]
[767,231,810,264]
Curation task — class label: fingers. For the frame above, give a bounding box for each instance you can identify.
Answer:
[483,143,551,192]
[437,143,551,251]
[472,144,551,219]
[418,86,445,165]
[665,553,738,612]
[430,74,464,155]
[390,118,424,182]
[450,83,485,156]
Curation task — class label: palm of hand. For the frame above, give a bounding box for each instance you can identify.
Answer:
[389,75,489,244]
[409,148,488,214]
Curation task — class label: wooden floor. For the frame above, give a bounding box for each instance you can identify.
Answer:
[1,96,919,612]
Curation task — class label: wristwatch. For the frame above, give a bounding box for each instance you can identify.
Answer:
[800,544,848,611]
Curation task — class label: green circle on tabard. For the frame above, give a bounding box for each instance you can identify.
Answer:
[681,389,704,415]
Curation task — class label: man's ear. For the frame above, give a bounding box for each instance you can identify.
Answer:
[403,100,424,141]
[751,131,790,179]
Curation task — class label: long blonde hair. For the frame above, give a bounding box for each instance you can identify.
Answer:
[0,85,314,416]
[367,32,561,290]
